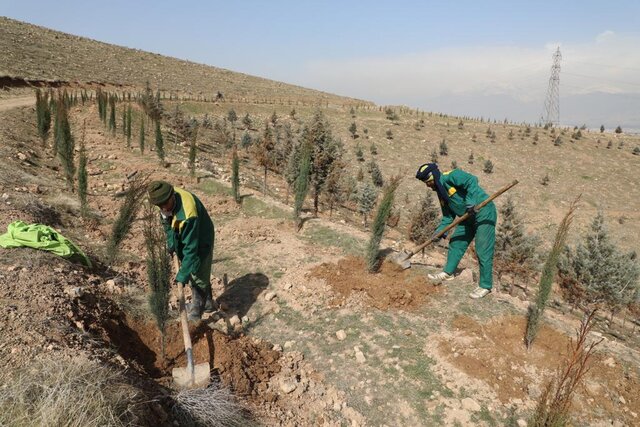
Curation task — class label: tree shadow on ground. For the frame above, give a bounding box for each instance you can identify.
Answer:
[217,272,269,318]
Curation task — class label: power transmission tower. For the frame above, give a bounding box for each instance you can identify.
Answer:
[542,47,562,127]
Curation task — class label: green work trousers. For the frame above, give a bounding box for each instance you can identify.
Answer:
[187,246,213,297]
[443,205,497,290]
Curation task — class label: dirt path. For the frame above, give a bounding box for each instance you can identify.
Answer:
[0,96,35,111]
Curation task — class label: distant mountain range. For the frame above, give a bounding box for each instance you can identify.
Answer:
[417,91,640,133]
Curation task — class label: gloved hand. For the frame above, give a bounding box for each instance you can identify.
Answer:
[465,205,476,217]
[431,232,447,242]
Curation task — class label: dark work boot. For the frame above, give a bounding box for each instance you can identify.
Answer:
[204,289,218,313]
[187,286,205,322]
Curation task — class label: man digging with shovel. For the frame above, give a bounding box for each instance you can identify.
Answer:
[415,163,497,299]
[148,180,217,321]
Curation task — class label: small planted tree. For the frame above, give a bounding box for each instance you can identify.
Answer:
[188,122,198,178]
[35,89,51,145]
[349,122,357,139]
[483,159,493,174]
[368,159,384,187]
[386,129,393,140]
[408,191,438,244]
[227,109,238,140]
[430,149,438,163]
[355,143,364,162]
[234,129,249,152]
[494,197,539,294]
[293,142,312,230]
[231,146,240,204]
[126,105,132,148]
[366,177,400,272]
[242,113,252,130]
[108,96,117,135]
[370,142,377,155]
[615,125,622,134]
[284,141,301,203]
[439,139,448,156]
[529,309,602,427]
[323,162,346,217]
[139,117,145,154]
[105,176,147,265]
[358,183,377,227]
[143,205,171,360]
[541,173,550,186]
[558,212,640,321]
[468,152,474,164]
[77,120,89,216]
[55,95,75,191]
[307,112,343,216]
[155,120,165,163]
[525,197,579,348]
[255,124,275,195]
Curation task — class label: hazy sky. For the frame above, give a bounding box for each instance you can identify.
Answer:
[3,1,640,128]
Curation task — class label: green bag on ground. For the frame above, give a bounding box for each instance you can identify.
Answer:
[0,220,91,267]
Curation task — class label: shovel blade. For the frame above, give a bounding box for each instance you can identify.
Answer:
[172,362,210,389]
[389,250,412,270]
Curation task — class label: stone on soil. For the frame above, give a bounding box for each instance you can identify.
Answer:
[461,397,481,412]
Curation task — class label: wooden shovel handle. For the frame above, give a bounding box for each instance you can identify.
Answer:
[173,256,195,378]
[405,179,519,259]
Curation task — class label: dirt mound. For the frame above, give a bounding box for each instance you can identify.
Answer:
[100,314,281,400]
[309,256,440,310]
[438,315,640,425]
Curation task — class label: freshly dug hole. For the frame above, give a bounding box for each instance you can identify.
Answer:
[100,314,281,400]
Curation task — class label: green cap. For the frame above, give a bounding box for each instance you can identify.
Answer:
[147,181,174,205]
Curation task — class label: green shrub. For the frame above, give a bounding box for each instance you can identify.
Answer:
[558,212,639,318]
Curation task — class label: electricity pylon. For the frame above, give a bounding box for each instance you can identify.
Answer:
[542,47,562,127]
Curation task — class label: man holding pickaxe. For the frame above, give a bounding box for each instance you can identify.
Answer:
[415,163,497,299]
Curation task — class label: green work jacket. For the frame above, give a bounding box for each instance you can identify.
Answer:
[161,187,214,284]
[435,169,495,233]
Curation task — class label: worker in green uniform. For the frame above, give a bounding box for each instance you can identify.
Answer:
[147,181,217,320]
[415,163,497,299]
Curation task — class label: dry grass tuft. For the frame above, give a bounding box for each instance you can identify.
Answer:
[171,383,250,427]
[0,356,141,427]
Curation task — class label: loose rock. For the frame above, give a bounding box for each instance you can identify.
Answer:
[461,397,481,412]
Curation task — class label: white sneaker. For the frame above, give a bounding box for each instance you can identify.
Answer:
[469,287,491,299]
[427,271,454,283]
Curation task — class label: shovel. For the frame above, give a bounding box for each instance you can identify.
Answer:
[390,180,519,269]
[171,256,210,388]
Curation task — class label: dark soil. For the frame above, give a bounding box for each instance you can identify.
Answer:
[100,314,281,401]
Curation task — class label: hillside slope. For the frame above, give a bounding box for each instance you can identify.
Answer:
[0,16,370,107]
